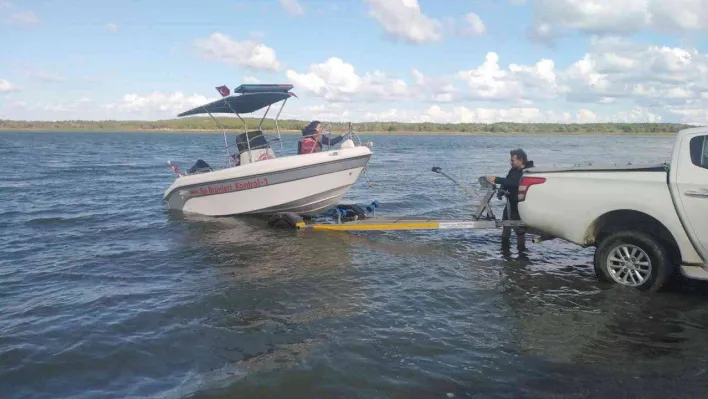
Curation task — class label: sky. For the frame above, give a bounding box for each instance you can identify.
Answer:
[2,0,708,124]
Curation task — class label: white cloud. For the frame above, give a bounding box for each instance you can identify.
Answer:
[106,23,118,32]
[285,57,410,102]
[3,98,96,119]
[0,78,20,93]
[417,105,546,123]
[459,12,486,36]
[360,105,652,124]
[0,90,674,124]
[411,68,425,86]
[610,107,663,123]
[8,29,708,126]
[3,92,216,121]
[455,52,568,102]
[648,0,708,32]
[576,108,597,123]
[363,108,406,122]
[669,107,708,125]
[531,0,650,36]
[0,2,38,26]
[527,0,708,44]
[410,68,459,102]
[560,36,708,107]
[279,0,304,15]
[283,103,352,122]
[251,38,708,119]
[364,0,443,44]
[194,33,281,71]
[275,39,708,123]
[103,91,212,119]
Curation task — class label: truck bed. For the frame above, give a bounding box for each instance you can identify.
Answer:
[525,162,668,174]
[516,166,676,246]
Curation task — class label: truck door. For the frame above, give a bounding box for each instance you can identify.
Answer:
[676,133,708,261]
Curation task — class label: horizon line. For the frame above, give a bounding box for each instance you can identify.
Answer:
[0,118,701,126]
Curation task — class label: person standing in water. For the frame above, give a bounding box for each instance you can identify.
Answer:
[486,149,534,252]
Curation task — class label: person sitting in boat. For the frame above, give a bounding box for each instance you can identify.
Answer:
[297,120,346,154]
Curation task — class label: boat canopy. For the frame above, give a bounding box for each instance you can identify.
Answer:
[233,84,293,94]
[177,84,296,117]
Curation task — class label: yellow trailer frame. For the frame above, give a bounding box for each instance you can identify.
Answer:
[294,217,524,232]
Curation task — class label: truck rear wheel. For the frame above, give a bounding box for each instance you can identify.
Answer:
[593,230,674,293]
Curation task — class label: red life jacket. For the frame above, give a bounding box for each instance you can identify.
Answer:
[300,133,321,154]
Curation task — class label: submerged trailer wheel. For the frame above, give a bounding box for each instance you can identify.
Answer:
[335,203,368,220]
[593,230,673,293]
[268,212,303,229]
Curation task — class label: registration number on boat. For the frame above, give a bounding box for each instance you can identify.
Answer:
[193,177,269,196]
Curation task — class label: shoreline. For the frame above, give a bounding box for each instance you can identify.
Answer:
[0,128,679,136]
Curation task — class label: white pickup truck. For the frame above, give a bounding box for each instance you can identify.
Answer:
[517,127,708,293]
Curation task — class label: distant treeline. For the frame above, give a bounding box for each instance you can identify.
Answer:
[0,117,697,134]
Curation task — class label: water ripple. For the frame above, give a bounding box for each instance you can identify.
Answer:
[1,131,707,399]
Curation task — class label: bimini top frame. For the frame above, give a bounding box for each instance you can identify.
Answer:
[177,83,298,165]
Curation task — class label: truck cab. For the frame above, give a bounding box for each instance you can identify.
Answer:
[670,129,708,261]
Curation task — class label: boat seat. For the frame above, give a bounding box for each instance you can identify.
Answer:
[236,130,270,154]
[187,159,213,174]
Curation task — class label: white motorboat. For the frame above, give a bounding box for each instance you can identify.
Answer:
[163,83,373,217]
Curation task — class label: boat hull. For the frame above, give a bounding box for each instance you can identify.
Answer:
[163,146,371,217]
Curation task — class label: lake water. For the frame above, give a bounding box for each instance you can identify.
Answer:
[2,131,708,398]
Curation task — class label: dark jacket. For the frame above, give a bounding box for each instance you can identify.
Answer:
[493,160,534,215]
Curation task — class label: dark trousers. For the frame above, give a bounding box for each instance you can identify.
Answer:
[502,204,526,250]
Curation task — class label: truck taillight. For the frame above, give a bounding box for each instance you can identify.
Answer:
[518,176,546,201]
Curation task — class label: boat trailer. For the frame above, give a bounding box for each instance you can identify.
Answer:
[267,166,526,232]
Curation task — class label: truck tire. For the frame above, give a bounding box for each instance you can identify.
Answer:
[593,230,674,293]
